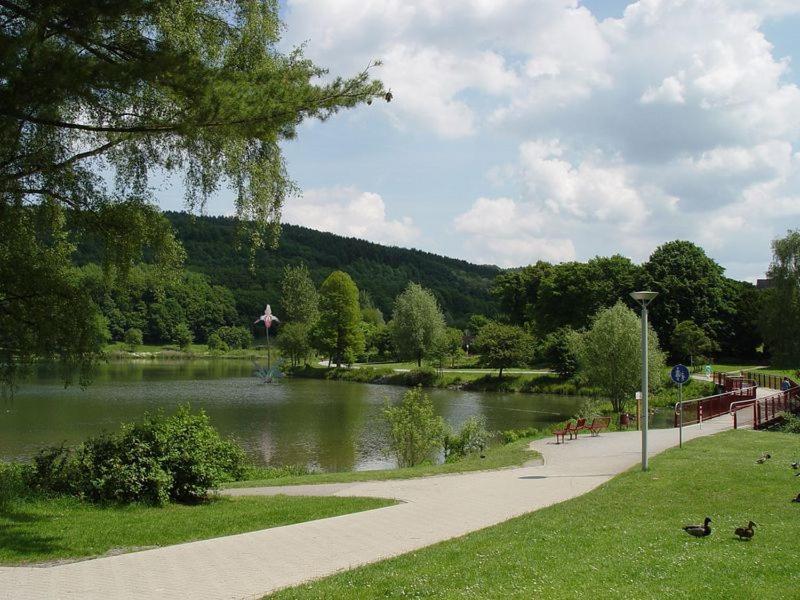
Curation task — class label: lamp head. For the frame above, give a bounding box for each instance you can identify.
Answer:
[630,290,658,305]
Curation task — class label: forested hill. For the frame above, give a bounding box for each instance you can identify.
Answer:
[84,211,500,327]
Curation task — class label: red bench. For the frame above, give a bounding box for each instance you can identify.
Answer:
[587,417,611,436]
[553,421,578,444]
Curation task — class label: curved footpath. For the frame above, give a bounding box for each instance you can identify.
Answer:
[1,414,734,600]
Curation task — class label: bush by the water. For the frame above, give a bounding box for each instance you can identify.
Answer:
[499,427,540,444]
[27,406,246,505]
[384,387,445,467]
[444,416,489,462]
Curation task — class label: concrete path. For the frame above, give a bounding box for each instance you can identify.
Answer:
[1,414,734,600]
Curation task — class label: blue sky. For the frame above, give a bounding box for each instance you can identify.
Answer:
[156,1,800,281]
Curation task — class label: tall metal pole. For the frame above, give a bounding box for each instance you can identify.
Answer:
[641,301,649,471]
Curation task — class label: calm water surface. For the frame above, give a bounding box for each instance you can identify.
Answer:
[0,361,662,471]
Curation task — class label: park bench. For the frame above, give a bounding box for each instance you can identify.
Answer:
[587,417,611,436]
[553,421,577,444]
[574,418,587,434]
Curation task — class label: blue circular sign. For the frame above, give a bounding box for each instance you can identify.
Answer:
[670,364,690,385]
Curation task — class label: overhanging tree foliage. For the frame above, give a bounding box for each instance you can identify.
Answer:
[0,0,386,385]
[760,230,800,366]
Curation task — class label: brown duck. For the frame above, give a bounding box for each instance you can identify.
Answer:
[683,517,712,537]
[734,521,756,541]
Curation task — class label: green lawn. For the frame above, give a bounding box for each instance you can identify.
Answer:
[0,479,393,565]
[229,436,540,488]
[269,430,800,599]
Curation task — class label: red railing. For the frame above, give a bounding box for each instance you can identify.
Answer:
[731,383,800,429]
[742,370,798,391]
[674,385,757,427]
[712,371,757,392]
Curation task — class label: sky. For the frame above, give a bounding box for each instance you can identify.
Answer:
[156,1,800,282]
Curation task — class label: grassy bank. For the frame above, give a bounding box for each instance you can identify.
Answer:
[229,435,541,488]
[104,341,278,361]
[286,364,602,397]
[0,465,393,565]
[270,429,800,599]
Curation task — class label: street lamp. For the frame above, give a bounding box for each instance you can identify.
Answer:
[630,290,658,471]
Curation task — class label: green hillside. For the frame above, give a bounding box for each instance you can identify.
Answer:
[76,211,500,328]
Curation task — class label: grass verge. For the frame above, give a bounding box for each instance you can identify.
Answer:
[228,436,541,488]
[0,467,393,565]
[269,429,800,599]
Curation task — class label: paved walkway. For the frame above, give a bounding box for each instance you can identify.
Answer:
[1,414,734,600]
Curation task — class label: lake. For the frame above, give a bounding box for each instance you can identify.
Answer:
[0,361,666,472]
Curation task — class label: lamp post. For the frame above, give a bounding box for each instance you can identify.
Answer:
[630,291,658,471]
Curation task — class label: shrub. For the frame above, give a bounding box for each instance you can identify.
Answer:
[173,323,193,350]
[499,427,539,444]
[27,407,247,505]
[444,416,489,462]
[215,325,253,350]
[123,327,143,352]
[207,332,229,352]
[776,412,800,434]
[384,387,445,467]
[399,366,439,387]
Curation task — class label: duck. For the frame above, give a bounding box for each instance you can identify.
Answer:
[683,517,712,537]
[734,521,756,541]
[791,462,799,470]
[756,453,771,464]
[792,493,800,503]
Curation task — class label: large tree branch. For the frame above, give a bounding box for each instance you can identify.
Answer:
[3,138,124,181]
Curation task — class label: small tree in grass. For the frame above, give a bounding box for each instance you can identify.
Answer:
[671,320,718,367]
[475,322,534,378]
[574,302,666,413]
[123,327,143,352]
[384,387,445,467]
[278,322,312,367]
[173,323,193,350]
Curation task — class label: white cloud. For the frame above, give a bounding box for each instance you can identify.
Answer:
[641,75,685,104]
[454,196,575,265]
[279,0,800,279]
[283,187,419,246]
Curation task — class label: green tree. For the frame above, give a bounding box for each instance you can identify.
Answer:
[214,326,252,350]
[490,262,552,326]
[642,241,726,344]
[277,322,312,367]
[383,387,445,468]
[760,230,800,365]
[574,302,666,413]
[314,271,364,367]
[442,327,465,368]
[280,264,319,325]
[671,320,717,366]
[173,323,193,350]
[206,332,229,353]
[392,283,447,367]
[542,326,580,378]
[0,1,385,385]
[475,322,534,378]
[123,328,143,352]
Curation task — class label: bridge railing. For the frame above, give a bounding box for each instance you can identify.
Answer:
[674,384,757,427]
[731,385,800,429]
[741,370,794,390]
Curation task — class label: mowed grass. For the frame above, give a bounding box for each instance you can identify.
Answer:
[228,436,540,488]
[0,489,393,565]
[269,430,800,599]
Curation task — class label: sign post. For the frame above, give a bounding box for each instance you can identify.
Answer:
[671,364,690,448]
